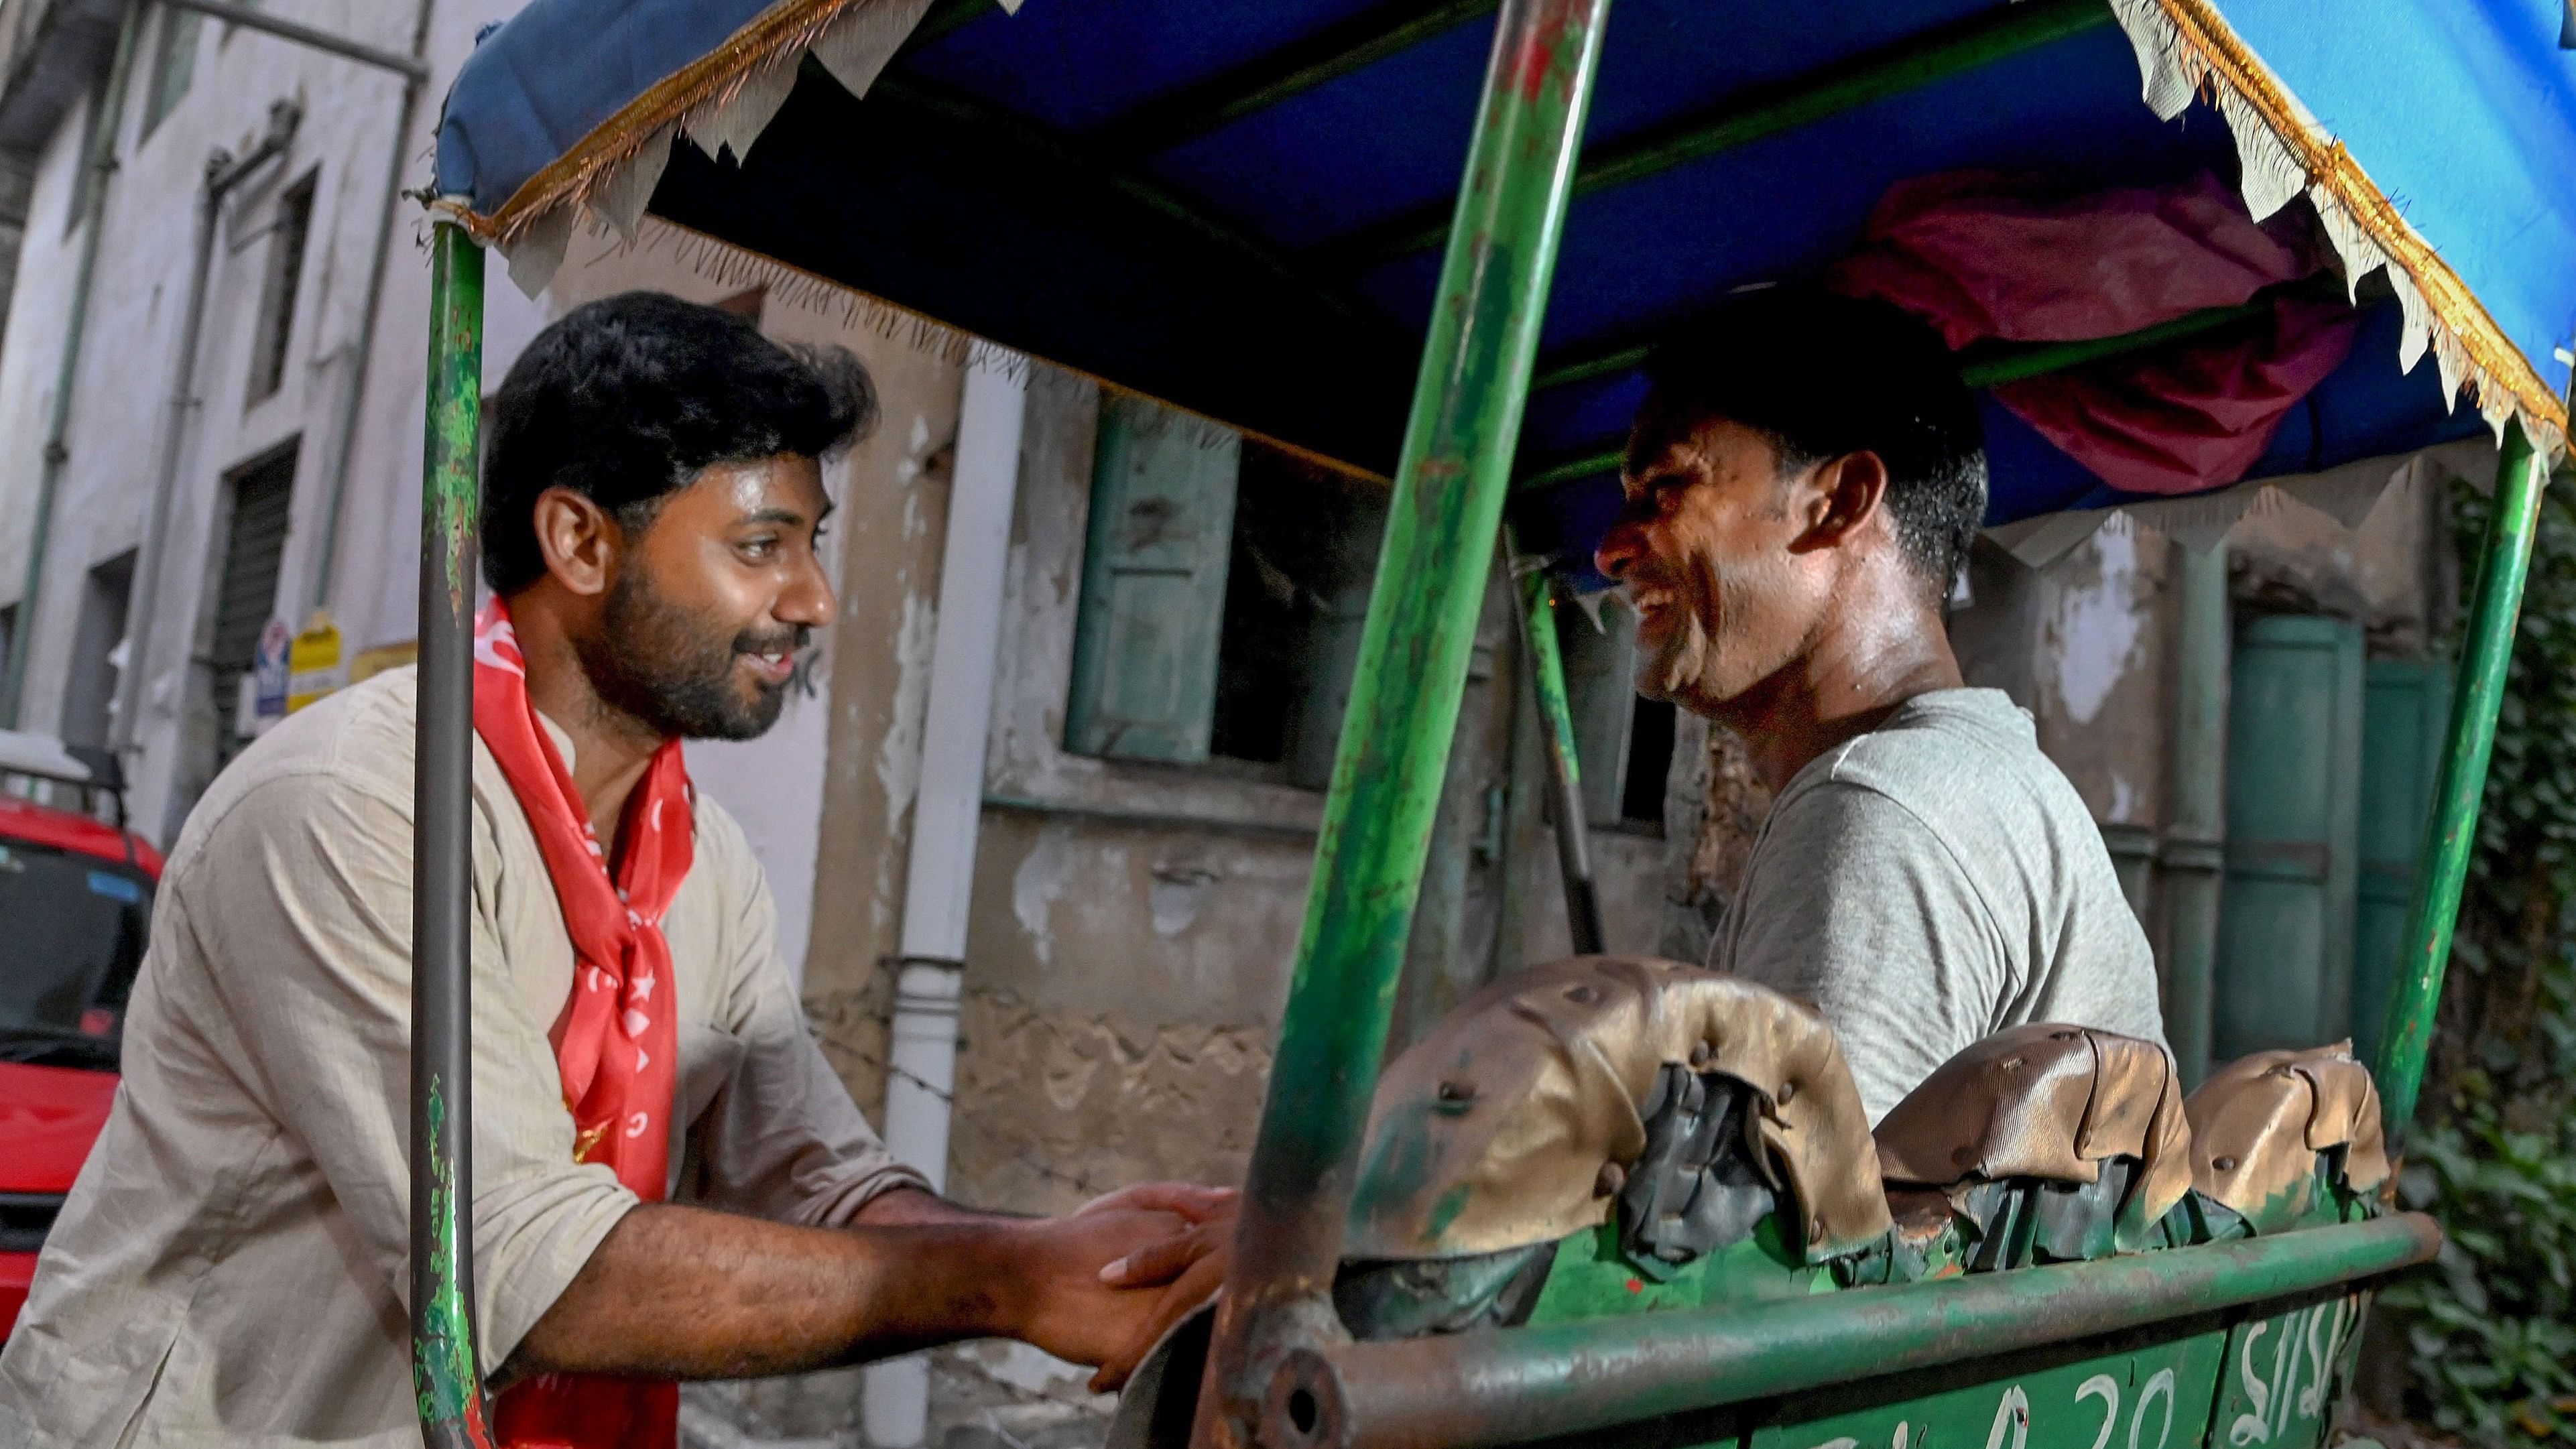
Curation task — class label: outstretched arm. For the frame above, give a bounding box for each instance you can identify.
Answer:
[502,1198,1199,1385]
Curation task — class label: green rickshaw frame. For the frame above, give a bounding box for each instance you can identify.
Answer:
[404,1,2553,1444]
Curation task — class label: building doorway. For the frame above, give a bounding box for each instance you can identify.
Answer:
[206,443,297,769]
[59,549,135,749]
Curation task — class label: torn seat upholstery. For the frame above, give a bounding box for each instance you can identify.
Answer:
[1874,1023,2194,1271]
[2183,1042,2392,1237]
[1338,956,1891,1333]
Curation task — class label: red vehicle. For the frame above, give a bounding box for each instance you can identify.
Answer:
[0,729,161,1338]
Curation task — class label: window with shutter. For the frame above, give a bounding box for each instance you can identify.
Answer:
[2351,654,2449,1064]
[2215,614,2364,1057]
[1064,395,1241,763]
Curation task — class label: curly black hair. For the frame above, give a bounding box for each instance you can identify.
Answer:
[1630,288,1987,597]
[480,291,879,594]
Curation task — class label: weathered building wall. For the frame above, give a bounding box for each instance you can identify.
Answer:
[1953,517,2179,835]
[2226,448,2467,655]
[0,0,528,839]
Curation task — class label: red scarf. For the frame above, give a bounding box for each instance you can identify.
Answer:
[473,601,689,1449]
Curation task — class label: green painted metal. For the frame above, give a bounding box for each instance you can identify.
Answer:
[1749,1316,2229,1449]
[1096,0,1500,154]
[1335,0,2112,267]
[2163,541,2229,1090]
[2206,1292,2370,1449]
[2377,422,2547,1140]
[2217,615,2363,1058]
[1270,1214,2442,1449]
[2353,657,2451,1068]
[1511,558,1606,954]
[1527,1216,1826,1326]
[410,220,494,1449]
[1956,298,2272,388]
[1514,297,2284,495]
[1064,395,1241,763]
[1198,1,1615,1442]
[1,0,143,728]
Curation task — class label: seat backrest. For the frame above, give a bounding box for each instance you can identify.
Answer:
[1874,1023,2193,1258]
[2185,1042,2392,1233]
[1345,955,1892,1267]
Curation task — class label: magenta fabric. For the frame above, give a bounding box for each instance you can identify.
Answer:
[1830,172,2359,497]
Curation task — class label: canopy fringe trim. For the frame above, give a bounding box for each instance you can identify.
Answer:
[624,214,1032,379]
[466,0,977,294]
[2112,0,2567,463]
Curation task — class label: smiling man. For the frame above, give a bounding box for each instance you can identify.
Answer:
[1594,288,2166,1123]
[0,293,1225,1447]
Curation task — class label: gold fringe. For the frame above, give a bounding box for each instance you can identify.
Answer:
[2142,0,2567,452]
[468,0,877,249]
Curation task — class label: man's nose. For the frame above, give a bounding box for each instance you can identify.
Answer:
[778,556,836,629]
[1595,518,1646,582]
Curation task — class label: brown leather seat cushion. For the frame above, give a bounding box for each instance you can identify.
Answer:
[1344,955,1893,1263]
[1874,1023,2193,1253]
[2185,1042,2392,1231]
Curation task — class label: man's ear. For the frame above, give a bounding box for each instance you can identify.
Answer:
[1790,452,1890,552]
[530,487,622,598]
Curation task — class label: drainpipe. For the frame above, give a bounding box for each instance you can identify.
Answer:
[864,351,1030,1449]
[105,98,301,755]
[308,0,437,612]
[1,0,143,729]
[2160,538,2228,1090]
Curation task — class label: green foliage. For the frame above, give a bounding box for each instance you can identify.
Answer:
[2380,475,2576,1447]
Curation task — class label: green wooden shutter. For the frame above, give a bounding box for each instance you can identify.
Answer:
[2351,654,2451,1064]
[2216,615,2364,1058]
[1064,395,1241,763]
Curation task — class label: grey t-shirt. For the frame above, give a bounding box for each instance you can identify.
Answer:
[1715,688,2167,1123]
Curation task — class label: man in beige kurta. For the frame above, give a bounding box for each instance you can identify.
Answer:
[0,294,1225,1446]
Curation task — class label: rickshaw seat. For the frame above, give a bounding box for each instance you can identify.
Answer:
[1334,956,1892,1334]
[2183,1042,2392,1235]
[1874,1023,2195,1268]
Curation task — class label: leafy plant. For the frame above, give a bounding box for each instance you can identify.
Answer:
[2378,472,2576,1446]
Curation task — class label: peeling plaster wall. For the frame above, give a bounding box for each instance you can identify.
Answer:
[942,359,1705,1215]
[1951,518,2176,830]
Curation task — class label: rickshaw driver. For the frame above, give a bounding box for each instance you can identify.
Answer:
[1595,290,2169,1123]
[0,292,1229,1447]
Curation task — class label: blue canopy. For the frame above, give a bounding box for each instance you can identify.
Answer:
[434,0,2574,539]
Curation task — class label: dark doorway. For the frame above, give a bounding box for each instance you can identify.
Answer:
[59,550,135,749]
[208,444,297,766]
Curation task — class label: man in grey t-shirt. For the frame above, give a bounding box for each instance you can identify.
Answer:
[1593,289,2166,1122]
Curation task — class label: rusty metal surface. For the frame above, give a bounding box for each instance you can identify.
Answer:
[1262,1214,2442,1449]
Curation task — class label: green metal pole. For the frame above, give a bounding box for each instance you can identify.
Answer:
[2,0,143,727]
[2162,540,2229,1090]
[1194,2,1613,1444]
[1509,554,1605,953]
[410,218,494,1449]
[2375,423,2546,1143]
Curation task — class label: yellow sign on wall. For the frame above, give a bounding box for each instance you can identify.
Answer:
[286,610,345,714]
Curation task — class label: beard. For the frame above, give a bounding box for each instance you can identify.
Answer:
[577,565,808,742]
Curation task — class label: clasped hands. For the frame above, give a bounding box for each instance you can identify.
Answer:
[1000,1180,1239,1393]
